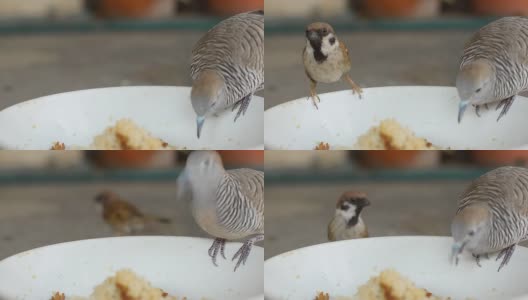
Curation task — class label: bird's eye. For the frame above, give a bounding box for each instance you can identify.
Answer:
[476,88,482,93]
[340,204,349,210]
[469,231,475,236]
[322,28,328,34]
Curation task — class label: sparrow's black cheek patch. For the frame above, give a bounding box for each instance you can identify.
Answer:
[329,37,336,45]
[309,39,328,63]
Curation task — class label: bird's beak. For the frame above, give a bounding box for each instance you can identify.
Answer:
[458,100,470,123]
[196,116,205,139]
[307,30,318,41]
[450,242,464,265]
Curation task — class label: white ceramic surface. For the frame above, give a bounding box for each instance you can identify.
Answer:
[264,86,528,150]
[0,86,263,150]
[0,236,263,300]
[264,236,528,300]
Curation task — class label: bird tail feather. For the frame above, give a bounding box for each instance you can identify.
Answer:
[156,217,171,224]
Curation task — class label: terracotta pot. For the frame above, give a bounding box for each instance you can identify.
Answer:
[471,151,528,167]
[472,0,528,15]
[217,150,263,167]
[98,0,156,18]
[357,151,440,169]
[87,151,158,169]
[364,0,440,18]
[208,0,263,15]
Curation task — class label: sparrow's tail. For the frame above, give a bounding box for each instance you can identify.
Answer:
[156,217,172,224]
[144,216,172,224]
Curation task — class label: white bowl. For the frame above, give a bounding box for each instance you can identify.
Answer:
[264,86,528,150]
[0,236,263,300]
[264,236,528,300]
[0,86,264,150]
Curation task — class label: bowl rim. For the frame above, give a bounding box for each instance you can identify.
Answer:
[264,85,456,114]
[0,86,193,115]
[0,86,265,150]
[264,235,528,300]
[0,235,264,299]
[265,235,453,263]
[0,235,264,264]
[263,86,528,150]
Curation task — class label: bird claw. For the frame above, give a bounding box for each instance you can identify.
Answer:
[232,234,263,272]
[232,94,252,122]
[495,96,515,122]
[472,254,482,267]
[345,74,363,99]
[307,94,320,109]
[232,240,253,271]
[208,238,226,267]
[474,105,481,118]
[496,244,516,272]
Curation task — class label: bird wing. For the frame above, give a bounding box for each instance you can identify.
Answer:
[227,168,264,213]
[191,11,264,79]
[463,17,528,68]
[459,166,528,217]
[339,41,352,72]
[104,200,144,225]
[327,221,335,241]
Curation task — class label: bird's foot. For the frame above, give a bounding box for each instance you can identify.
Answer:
[232,234,264,272]
[307,92,320,109]
[345,74,363,99]
[474,105,481,117]
[472,254,482,267]
[232,94,252,122]
[496,244,516,272]
[495,96,516,122]
[208,238,227,267]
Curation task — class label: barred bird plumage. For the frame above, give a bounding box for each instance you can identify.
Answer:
[177,151,264,271]
[451,166,528,271]
[190,11,264,138]
[457,17,528,122]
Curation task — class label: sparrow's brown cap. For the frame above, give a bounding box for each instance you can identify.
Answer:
[336,191,369,208]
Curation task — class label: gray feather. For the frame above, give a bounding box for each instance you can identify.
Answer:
[461,17,528,99]
[191,11,264,108]
[217,169,264,236]
[458,166,528,250]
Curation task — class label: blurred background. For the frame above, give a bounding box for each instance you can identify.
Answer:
[265,150,528,258]
[0,150,263,260]
[265,0,528,108]
[0,0,264,110]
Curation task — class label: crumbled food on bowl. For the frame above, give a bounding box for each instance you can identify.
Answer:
[315,292,330,300]
[315,142,330,150]
[51,292,65,300]
[317,269,451,300]
[53,269,186,300]
[52,119,181,150]
[355,119,439,150]
[92,119,172,150]
[50,142,66,150]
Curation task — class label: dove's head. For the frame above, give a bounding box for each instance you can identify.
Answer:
[183,150,225,183]
[451,204,490,264]
[456,59,495,123]
[191,70,226,138]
